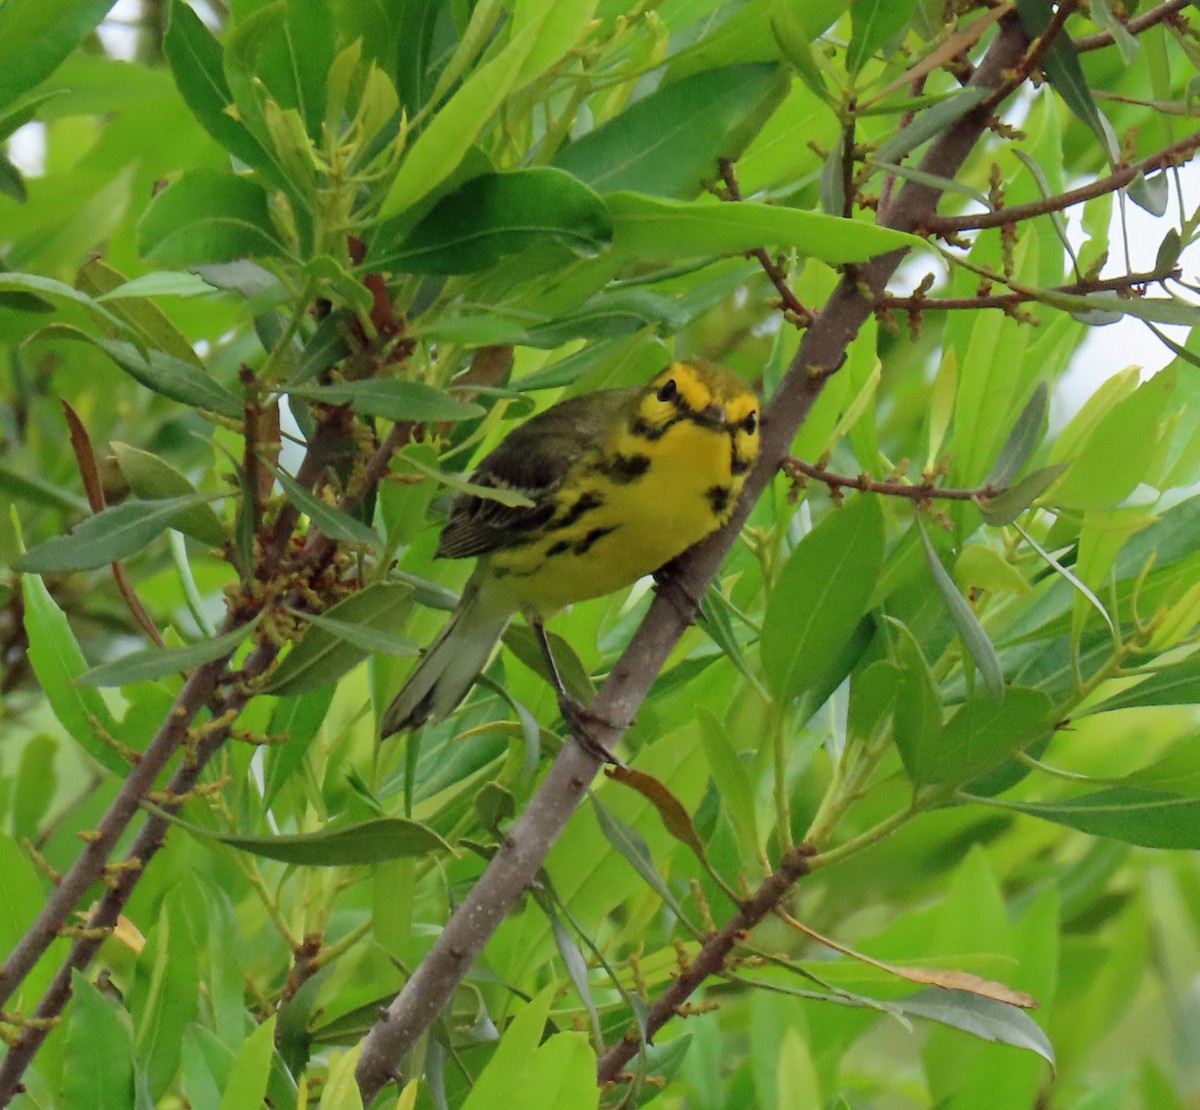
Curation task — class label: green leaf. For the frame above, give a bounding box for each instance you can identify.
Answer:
[274,469,379,549]
[156,807,453,865]
[0,833,45,963]
[262,582,414,695]
[22,573,125,774]
[897,989,1055,1067]
[978,463,1068,526]
[1016,0,1116,162]
[162,0,280,184]
[129,891,200,1101]
[380,19,543,218]
[761,495,884,702]
[1052,367,1177,510]
[1090,0,1139,65]
[917,519,1004,700]
[294,609,420,657]
[461,986,557,1110]
[873,85,984,164]
[890,621,943,786]
[380,167,613,274]
[0,0,116,114]
[111,442,227,547]
[1086,657,1200,715]
[216,1015,276,1110]
[697,708,760,865]
[0,151,26,202]
[553,64,788,200]
[591,799,689,922]
[13,735,58,842]
[289,380,484,423]
[984,786,1200,849]
[987,382,1048,487]
[62,971,136,1110]
[607,192,922,266]
[39,325,242,419]
[915,686,1052,788]
[847,0,915,76]
[15,495,212,574]
[77,621,256,687]
[138,167,286,265]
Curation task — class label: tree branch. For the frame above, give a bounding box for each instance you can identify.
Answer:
[596,843,816,1084]
[354,13,1035,1104]
[1074,0,1188,51]
[926,128,1200,234]
[782,458,1001,503]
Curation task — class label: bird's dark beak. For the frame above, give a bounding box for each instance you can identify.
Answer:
[697,404,727,429]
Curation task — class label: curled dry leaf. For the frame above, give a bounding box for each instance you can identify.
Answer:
[605,765,707,862]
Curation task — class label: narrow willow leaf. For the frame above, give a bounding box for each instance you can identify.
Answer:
[21,573,124,773]
[537,895,603,1049]
[1127,170,1169,217]
[15,495,211,573]
[918,686,1052,787]
[917,518,1004,699]
[605,766,707,863]
[553,63,787,200]
[1012,520,1116,641]
[697,708,759,865]
[978,786,1200,850]
[895,989,1055,1066]
[0,0,115,113]
[1090,0,1139,64]
[977,463,1068,526]
[62,971,136,1110]
[262,582,414,695]
[138,167,286,265]
[274,469,379,549]
[847,0,915,76]
[216,1015,276,1110]
[77,621,257,686]
[874,86,991,164]
[1085,657,1200,715]
[294,609,420,657]
[398,450,534,508]
[1013,149,1079,274]
[986,382,1048,487]
[111,442,227,547]
[149,806,453,865]
[591,799,689,922]
[380,168,613,274]
[762,495,884,703]
[38,324,241,418]
[290,380,484,423]
[607,193,923,267]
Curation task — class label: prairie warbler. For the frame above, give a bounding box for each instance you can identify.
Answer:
[380,359,761,738]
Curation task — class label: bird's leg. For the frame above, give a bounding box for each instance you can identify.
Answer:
[530,617,624,767]
[652,557,704,623]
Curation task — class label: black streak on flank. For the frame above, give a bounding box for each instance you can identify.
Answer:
[548,490,603,531]
[573,526,617,555]
[729,455,752,476]
[705,485,731,516]
[630,416,676,441]
[600,452,651,483]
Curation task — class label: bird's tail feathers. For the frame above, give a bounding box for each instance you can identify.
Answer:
[379,579,513,738]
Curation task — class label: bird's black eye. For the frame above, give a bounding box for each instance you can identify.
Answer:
[743,412,758,434]
[656,378,678,403]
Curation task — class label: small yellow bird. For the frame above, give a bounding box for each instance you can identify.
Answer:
[379,359,761,738]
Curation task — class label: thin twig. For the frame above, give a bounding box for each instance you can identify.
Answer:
[1074,0,1188,51]
[595,844,816,1084]
[783,457,1001,502]
[927,128,1200,234]
[880,267,1177,312]
[716,159,814,328]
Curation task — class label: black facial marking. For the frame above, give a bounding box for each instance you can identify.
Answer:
[730,456,752,476]
[705,485,731,516]
[656,378,678,403]
[573,526,617,555]
[600,452,651,483]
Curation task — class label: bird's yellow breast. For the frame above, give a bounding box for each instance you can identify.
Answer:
[487,396,754,614]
